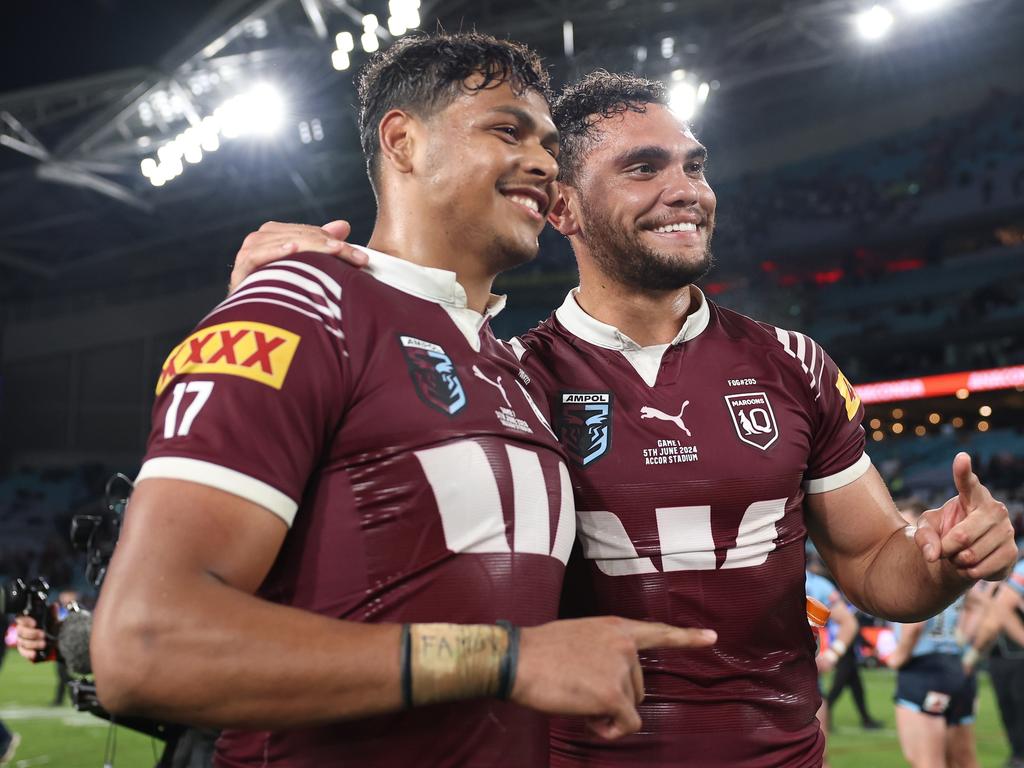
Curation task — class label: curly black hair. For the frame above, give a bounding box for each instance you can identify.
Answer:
[552,70,668,185]
[357,32,552,193]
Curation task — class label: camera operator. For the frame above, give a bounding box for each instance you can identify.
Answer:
[13,474,218,768]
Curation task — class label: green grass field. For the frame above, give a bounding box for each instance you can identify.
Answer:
[0,654,1016,767]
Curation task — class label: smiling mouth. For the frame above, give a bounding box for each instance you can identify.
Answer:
[651,222,699,234]
[502,192,545,223]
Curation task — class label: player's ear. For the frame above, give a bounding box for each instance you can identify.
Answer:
[548,185,580,236]
[378,109,416,175]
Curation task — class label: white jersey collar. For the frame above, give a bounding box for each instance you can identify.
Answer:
[554,285,710,351]
[353,244,507,319]
[352,244,506,352]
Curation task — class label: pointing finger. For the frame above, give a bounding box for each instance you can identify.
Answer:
[628,621,717,650]
[952,452,982,509]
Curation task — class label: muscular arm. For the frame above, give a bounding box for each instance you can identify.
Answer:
[91,479,402,728]
[93,479,716,737]
[806,466,971,622]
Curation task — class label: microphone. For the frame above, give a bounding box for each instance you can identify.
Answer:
[58,608,93,677]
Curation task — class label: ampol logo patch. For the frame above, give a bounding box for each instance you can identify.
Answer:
[724,391,779,450]
[157,322,300,394]
[400,335,467,416]
[556,392,613,466]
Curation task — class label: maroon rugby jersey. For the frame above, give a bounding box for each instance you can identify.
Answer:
[513,287,868,768]
[137,248,574,767]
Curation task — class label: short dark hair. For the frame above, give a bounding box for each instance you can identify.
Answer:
[356,32,552,192]
[552,70,668,185]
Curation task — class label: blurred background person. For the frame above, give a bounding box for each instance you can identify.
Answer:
[963,549,1024,768]
[887,505,979,768]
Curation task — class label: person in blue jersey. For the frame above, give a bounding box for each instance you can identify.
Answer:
[806,567,859,768]
[963,553,1024,768]
[888,507,979,768]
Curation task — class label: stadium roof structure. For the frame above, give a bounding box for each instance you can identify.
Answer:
[1,0,1022,304]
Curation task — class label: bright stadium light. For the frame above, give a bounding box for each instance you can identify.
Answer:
[387,0,420,33]
[141,84,285,186]
[361,14,380,52]
[669,81,698,121]
[855,5,894,41]
[332,49,351,71]
[216,83,286,138]
[336,31,354,52]
[901,0,949,13]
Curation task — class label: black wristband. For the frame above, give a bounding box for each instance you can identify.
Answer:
[496,620,520,700]
[399,624,412,709]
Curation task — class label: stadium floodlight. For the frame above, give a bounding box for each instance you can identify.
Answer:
[901,0,949,12]
[361,14,380,52]
[669,81,698,121]
[332,49,351,70]
[336,31,354,52]
[855,5,894,41]
[216,83,286,138]
[141,84,285,186]
[388,16,406,36]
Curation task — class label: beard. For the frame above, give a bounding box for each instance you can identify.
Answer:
[577,194,715,292]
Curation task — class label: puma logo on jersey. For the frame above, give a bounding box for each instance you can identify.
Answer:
[640,402,691,436]
[472,365,511,408]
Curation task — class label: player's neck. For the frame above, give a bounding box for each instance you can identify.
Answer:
[575,265,696,347]
[367,213,496,314]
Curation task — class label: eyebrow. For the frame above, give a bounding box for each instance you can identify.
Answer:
[613,144,708,167]
[489,106,560,148]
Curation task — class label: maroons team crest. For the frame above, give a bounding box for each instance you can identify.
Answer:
[399,335,467,416]
[556,392,613,466]
[724,391,779,450]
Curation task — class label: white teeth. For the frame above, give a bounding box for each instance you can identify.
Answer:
[506,194,540,213]
[653,222,698,233]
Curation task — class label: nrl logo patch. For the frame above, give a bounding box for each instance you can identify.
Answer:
[724,391,779,450]
[400,335,467,416]
[555,392,613,466]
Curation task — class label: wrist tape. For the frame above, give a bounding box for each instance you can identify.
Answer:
[400,622,519,708]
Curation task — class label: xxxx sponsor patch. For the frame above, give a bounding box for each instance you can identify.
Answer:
[835,369,862,421]
[156,321,300,394]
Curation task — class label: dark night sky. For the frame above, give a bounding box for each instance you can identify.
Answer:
[1,0,217,93]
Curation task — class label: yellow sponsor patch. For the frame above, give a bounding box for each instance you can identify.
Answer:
[156,321,300,395]
[835,369,861,421]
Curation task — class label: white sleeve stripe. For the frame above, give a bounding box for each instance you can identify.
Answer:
[793,331,820,391]
[136,457,298,526]
[234,269,342,318]
[775,327,793,355]
[205,297,344,338]
[272,259,342,299]
[221,285,339,319]
[803,453,872,494]
[794,331,807,367]
[508,337,528,361]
